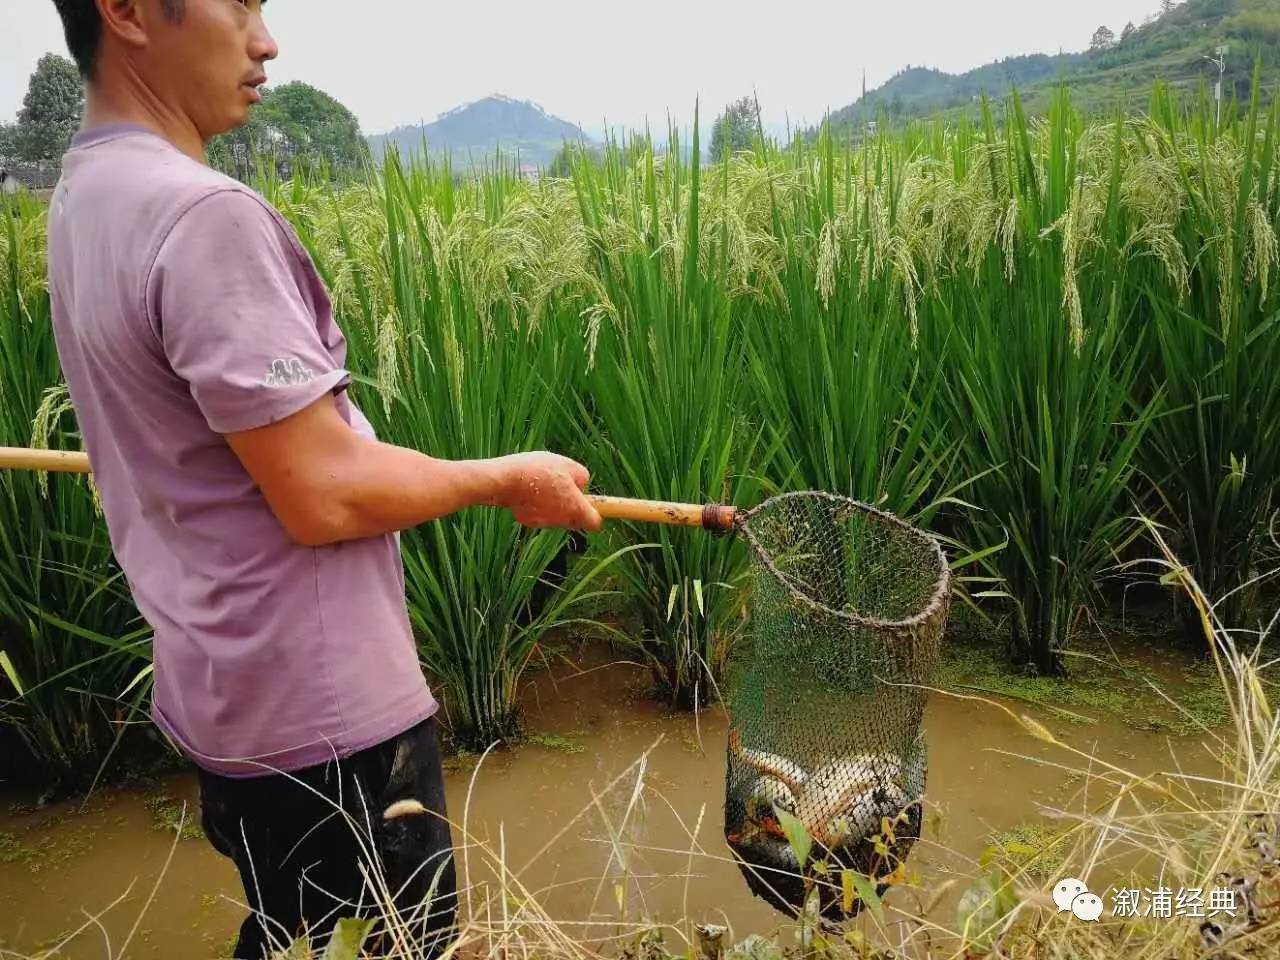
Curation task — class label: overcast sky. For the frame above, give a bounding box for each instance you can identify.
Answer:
[4,0,1168,137]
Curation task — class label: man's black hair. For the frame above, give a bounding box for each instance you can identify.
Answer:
[51,1,186,79]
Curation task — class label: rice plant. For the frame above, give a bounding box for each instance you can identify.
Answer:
[745,127,957,520]
[914,93,1165,675]
[1134,77,1280,638]
[568,126,764,710]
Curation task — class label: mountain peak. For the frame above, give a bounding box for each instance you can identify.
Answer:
[370,96,590,169]
[437,93,548,121]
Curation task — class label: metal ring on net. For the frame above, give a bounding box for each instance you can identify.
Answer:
[734,491,951,631]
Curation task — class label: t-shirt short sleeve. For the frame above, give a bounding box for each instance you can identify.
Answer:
[148,188,349,434]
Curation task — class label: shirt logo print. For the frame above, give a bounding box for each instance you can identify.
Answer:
[263,358,316,388]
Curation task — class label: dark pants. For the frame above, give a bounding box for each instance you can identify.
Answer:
[198,716,458,960]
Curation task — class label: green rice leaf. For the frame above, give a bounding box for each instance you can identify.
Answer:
[321,918,375,960]
[844,871,885,924]
[0,651,24,696]
[774,807,812,869]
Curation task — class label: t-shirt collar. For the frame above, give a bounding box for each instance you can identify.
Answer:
[70,123,169,151]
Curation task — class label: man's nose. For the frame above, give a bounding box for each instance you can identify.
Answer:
[249,18,280,63]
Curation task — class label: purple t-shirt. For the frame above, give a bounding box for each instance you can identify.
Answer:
[46,125,437,777]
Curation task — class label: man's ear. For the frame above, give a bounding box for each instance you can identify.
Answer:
[96,0,150,53]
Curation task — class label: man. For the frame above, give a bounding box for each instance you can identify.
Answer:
[44,1,603,957]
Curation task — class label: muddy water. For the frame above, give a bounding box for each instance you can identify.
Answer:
[0,642,1230,959]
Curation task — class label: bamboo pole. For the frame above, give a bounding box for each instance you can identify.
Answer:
[0,447,738,531]
[0,447,91,474]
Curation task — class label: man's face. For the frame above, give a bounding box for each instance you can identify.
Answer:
[142,0,278,140]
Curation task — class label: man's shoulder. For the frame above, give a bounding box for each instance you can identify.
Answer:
[49,130,311,335]
[171,181,287,232]
[157,182,307,281]
[57,130,283,242]
[63,130,227,199]
[133,153,284,247]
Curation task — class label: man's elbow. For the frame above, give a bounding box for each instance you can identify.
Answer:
[284,518,342,548]
[273,493,358,548]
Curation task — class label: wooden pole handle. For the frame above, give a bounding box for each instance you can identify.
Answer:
[0,447,92,474]
[0,448,738,532]
[587,495,738,532]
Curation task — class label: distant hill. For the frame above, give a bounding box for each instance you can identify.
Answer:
[368,95,593,170]
[822,0,1280,133]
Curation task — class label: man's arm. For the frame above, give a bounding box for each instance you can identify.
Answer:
[226,393,603,547]
[146,190,597,543]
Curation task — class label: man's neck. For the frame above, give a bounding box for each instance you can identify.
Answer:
[81,68,206,164]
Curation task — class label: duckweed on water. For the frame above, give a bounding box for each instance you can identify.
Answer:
[985,822,1071,883]
[939,612,1231,735]
[0,826,90,872]
[524,733,587,755]
[142,794,204,841]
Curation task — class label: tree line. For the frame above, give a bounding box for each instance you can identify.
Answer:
[0,54,369,181]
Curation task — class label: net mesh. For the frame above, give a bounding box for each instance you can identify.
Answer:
[723,492,951,920]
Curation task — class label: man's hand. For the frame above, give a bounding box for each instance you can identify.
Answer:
[494,452,603,532]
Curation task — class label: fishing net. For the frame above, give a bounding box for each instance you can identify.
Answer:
[722,492,951,921]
